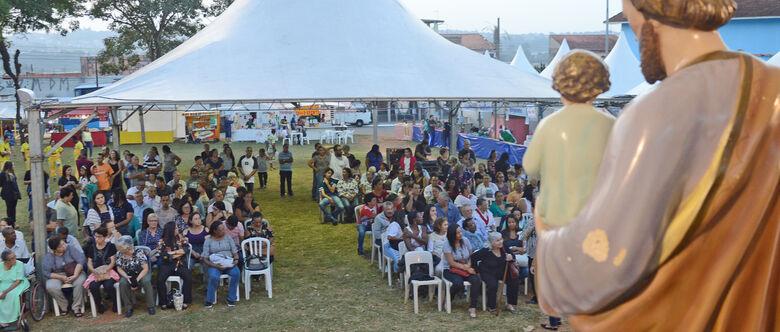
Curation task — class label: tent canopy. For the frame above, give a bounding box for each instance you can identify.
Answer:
[68,0,556,107]
[540,39,570,79]
[603,32,645,97]
[768,52,779,66]
[510,44,538,75]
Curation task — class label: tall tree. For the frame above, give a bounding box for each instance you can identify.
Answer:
[91,0,235,75]
[0,0,83,122]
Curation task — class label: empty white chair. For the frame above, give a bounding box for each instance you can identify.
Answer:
[344,130,355,144]
[319,130,333,144]
[241,237,273,299]
[403,251,442,313]
[301,134,310,145]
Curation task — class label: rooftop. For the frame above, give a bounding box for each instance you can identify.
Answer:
[608,0,780,22]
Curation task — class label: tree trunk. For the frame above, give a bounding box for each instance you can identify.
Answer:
[0,42,23,124]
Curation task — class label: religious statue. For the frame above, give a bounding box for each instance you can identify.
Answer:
[523,50,615,228]
[533,0,780,330]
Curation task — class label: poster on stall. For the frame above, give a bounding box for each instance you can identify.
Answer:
[232,112,258,129]
[183,111,220,141]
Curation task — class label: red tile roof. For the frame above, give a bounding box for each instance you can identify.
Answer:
[441,33,495,52]
[609,0,780,22]
[550,34,618,54]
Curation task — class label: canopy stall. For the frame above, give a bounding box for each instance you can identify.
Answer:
[540,39,570,79]
[602,32,645,97]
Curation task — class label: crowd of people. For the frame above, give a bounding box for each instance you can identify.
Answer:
[308,139,543,319]
[0,131,277,322]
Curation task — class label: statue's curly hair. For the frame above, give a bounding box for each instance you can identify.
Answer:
[630,0,736,31]
[552,50,611,103]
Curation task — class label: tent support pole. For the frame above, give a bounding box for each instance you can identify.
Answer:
[372,103,378,145]
[139,105,147,152]
[449,101,460,153]
[493,102,498,139]
[111,107,121,150]
[27,107,46,279]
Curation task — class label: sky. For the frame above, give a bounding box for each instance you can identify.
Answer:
[77,0,626,34]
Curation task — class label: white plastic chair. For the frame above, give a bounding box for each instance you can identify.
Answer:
[216,274,241,302]
[371,222,384,272]
[403,251,442,313]
[442,275,473,314]
[319,130,333,144]
[344,130,355,144]
[281,136,292,146]
[301,134,310,145]
[88,283,121,317]
[354,204,373,257]
[241,237,273,299]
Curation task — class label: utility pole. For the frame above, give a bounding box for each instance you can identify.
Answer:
[494,18,501,59]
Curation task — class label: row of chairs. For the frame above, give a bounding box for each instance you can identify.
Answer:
[53,236,273,317]
[318,130,355,145]
[367,210,532,314]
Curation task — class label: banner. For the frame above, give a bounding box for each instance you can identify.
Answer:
[295,105,320,117]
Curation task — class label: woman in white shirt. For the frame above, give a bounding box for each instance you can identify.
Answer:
[382,211,405,276]
[402,211,427,252]
[454,184,477,210]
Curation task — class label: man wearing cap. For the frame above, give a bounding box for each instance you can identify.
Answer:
[533,0,780,330]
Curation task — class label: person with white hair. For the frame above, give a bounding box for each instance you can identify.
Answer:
[115,235,155,317]
[471,232,521,314]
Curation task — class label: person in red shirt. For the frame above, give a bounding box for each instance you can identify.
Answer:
[357,193,377,256]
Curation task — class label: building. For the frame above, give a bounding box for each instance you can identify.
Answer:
[81,56,151,76]
[608,0,780,60]
[441,33,496,55]
[549,34,618,60]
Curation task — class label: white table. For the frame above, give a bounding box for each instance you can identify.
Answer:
[290,132,304,145]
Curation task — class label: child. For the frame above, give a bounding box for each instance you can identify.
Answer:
[186,168,200,190]
[461,218,486,250]
[266,129,278,157]
[523,50,615,227]
[377,163,389,181]
[256,148,273,189]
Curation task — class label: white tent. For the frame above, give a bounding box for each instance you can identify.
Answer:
[484,50,492,57]
[71,0,556,106]
[540,39,570,79]
[0,103,16,119]
[768,52,780,66]
[510,44,538,75]
[603,32,645,97]
[626,81,656,96]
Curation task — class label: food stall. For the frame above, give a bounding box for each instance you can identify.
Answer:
[183,111,221,142]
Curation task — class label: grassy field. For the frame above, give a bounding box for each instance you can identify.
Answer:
[6,133,569,331]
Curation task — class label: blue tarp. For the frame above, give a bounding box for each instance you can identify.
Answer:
[60,118,101,131]
[413,125,526,165]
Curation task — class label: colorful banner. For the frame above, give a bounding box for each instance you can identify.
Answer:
[295,105,320,117]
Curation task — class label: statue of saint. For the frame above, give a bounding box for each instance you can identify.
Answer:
[533,0,780,330]
[524,50,615,228]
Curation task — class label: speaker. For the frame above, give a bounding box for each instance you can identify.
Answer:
[386,148,405,169]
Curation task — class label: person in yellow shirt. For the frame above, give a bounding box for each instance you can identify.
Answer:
[72,136,83,178]
[19,136,29,171]
[44,138,64,180]
[0,136,9,167]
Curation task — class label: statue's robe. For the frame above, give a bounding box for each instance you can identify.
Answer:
[535,51,780,331]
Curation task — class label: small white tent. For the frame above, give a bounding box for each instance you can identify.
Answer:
[540,39,570,79]
[626,81,655,96]
[510,44,538,75]
[603,32,645,97]
[71,0,556,105]
[768,52,779,66]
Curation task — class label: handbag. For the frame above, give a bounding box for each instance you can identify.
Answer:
[508,261,521,279]
[449,260,471,277]
[245,254,267,271]
[64,262,78,277]
[515,254,529,268]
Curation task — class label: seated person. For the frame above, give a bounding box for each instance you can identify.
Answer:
[43,237,86,317]
[244,212,276,269]
[0,249,29,328]
[461,218,486,250]
[183,213,208,267]
[56,226,82,254]
[402,211,428,252]
[0,227,29,264]
[475,174,498,199]
[137,213,163,262]
[356,194,377,256]
[223,215,245,248]
[156,222,192,310]
[471,232,523,314]
[202,222,240,308]
[115,236,155,317]
[84,227,118,314]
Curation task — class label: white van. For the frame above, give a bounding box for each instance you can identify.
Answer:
[324,104,372,127]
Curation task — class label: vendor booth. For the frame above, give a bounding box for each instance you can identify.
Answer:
[183,111,221,142]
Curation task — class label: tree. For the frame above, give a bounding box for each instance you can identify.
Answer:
[91,0,234,75]
[0,0,83,122]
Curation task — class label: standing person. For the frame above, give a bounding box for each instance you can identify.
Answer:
[44,139,63,181]
[55,187,79,236]
[110,188,134,236]
[436,148,450,178]
[93,153,115,196]
[57,165,79,216]
[143,147,162,177]
[458,140,476,165]
[486,150,498,179]
[494,152,511,180]
[220,145,235,175]
[200,144,211,161]
[237,147,257,193]
[19,136,28,171]
[82,129,93,157]
[364,144,383,171]
[328,145,349,181]
[308,146,329,201]
[0,162,20,227]
[72,136,83,169]
[0,137,8,169]
[265,129,278,156]
[205,149,225,178]
[108,150,124,191]
[278,143,293,197]
[400,148,416,175]
[161,145,181,184]
[256,148,272,190]
[426,115,437,146]
[75,150,93,177]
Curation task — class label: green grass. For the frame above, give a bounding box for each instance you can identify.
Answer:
[6,134,569,331]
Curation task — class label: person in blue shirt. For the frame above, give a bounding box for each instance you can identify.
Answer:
[318,168,342,225]
[461,218,486,250]
[364,144,383,171]
[278,143,294,197]
[434,192,460,226]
